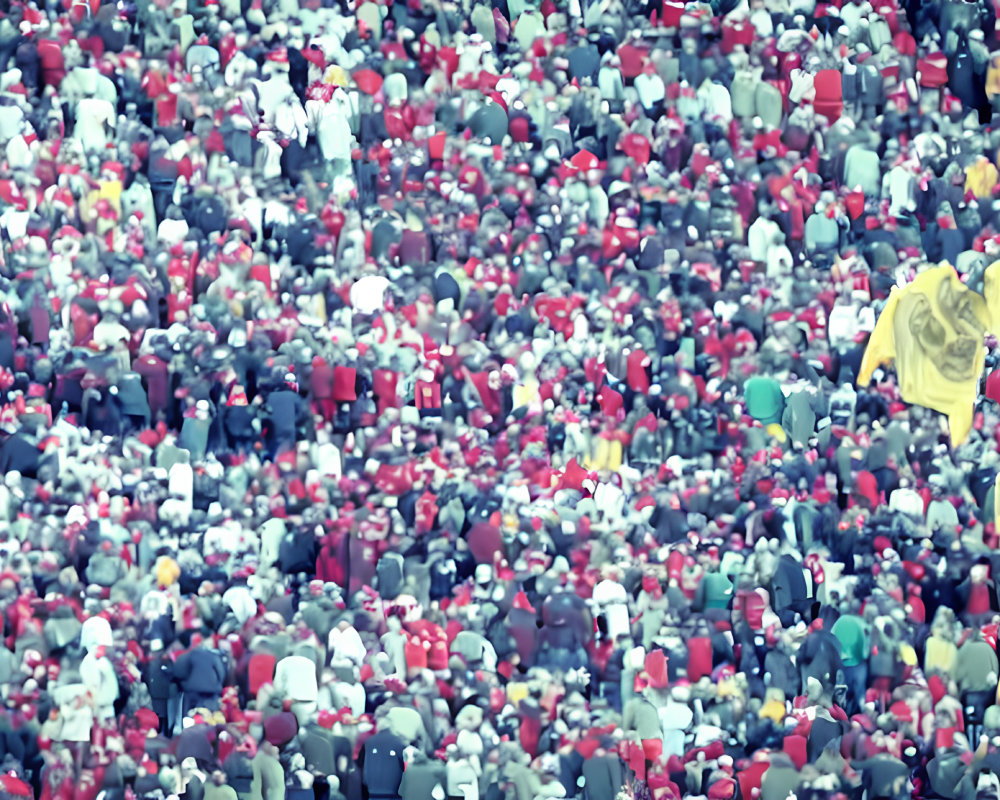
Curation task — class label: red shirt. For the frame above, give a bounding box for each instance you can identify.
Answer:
[626,349,651,394]
[687,636,713,681]
[736,589,768,631]
[332,366,357,402]
[968,582,992,615]
[414,379,441,410]
[372,369,400,413]
[133,355,168,416]
[309,362,335,400]
[38,39,66,87]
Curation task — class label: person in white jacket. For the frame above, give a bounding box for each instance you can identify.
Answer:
[52,682,95,766]
[592,573,632,644]
[80,645,119,721]
[328,621,367,674]
[881,160,919,217]
[221,583,258,631]
[273,654,319,725]
[318,666,366,717]
[653,683,694,759]
[74,97,116,155]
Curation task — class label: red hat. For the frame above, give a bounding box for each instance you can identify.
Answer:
[102,161,125,179]
[708,778,737,800]
[134,708,159,731]
[568,149,600,173]
[301,46,325,69]
[512,591,535,613]
[353,68,382,95]
[56,225,83,239]
[263,711,298,747]
[889,700,912,722]
[575,736,601,760]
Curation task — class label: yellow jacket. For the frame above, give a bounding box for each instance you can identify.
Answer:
[965,157,999,199]
[584,435,623,473]
[924,636,958,675]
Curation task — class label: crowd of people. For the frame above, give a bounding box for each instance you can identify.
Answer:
[0,0,999,798]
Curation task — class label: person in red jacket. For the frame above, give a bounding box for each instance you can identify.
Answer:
[309,355,336,423]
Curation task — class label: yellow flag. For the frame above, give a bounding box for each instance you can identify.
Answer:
[858,265,989,445]
[512,379,540,410]
[980,260,1000,334]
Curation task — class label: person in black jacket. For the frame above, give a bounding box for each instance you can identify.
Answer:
[173,639,227,716]
[261,381,307,459]
[768,554,812,623]
[222,388,256,453]
[278,526,318,577]
[144,643,176,735]
[581,751,628,800]
[360,728,406,800]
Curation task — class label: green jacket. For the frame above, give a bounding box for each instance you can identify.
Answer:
[205,783,238,800]
[249,750,285,800]
[744,377,785,427]
[831,615,870,668]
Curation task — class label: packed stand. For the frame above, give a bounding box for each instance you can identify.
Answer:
[0,0,999,798]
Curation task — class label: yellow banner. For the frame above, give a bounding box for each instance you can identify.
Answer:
[858,265,990,445]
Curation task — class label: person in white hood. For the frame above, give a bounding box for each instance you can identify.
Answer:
[80,615,113,655]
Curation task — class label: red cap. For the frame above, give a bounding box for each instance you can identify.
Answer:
[512,591,535,613]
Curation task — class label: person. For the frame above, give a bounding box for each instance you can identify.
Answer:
[79,644,118,722]
[144,640,176,735]
[249,740,285,800]
[361,726,406,800]
[272,654,318,726]
[173,638,227,716]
